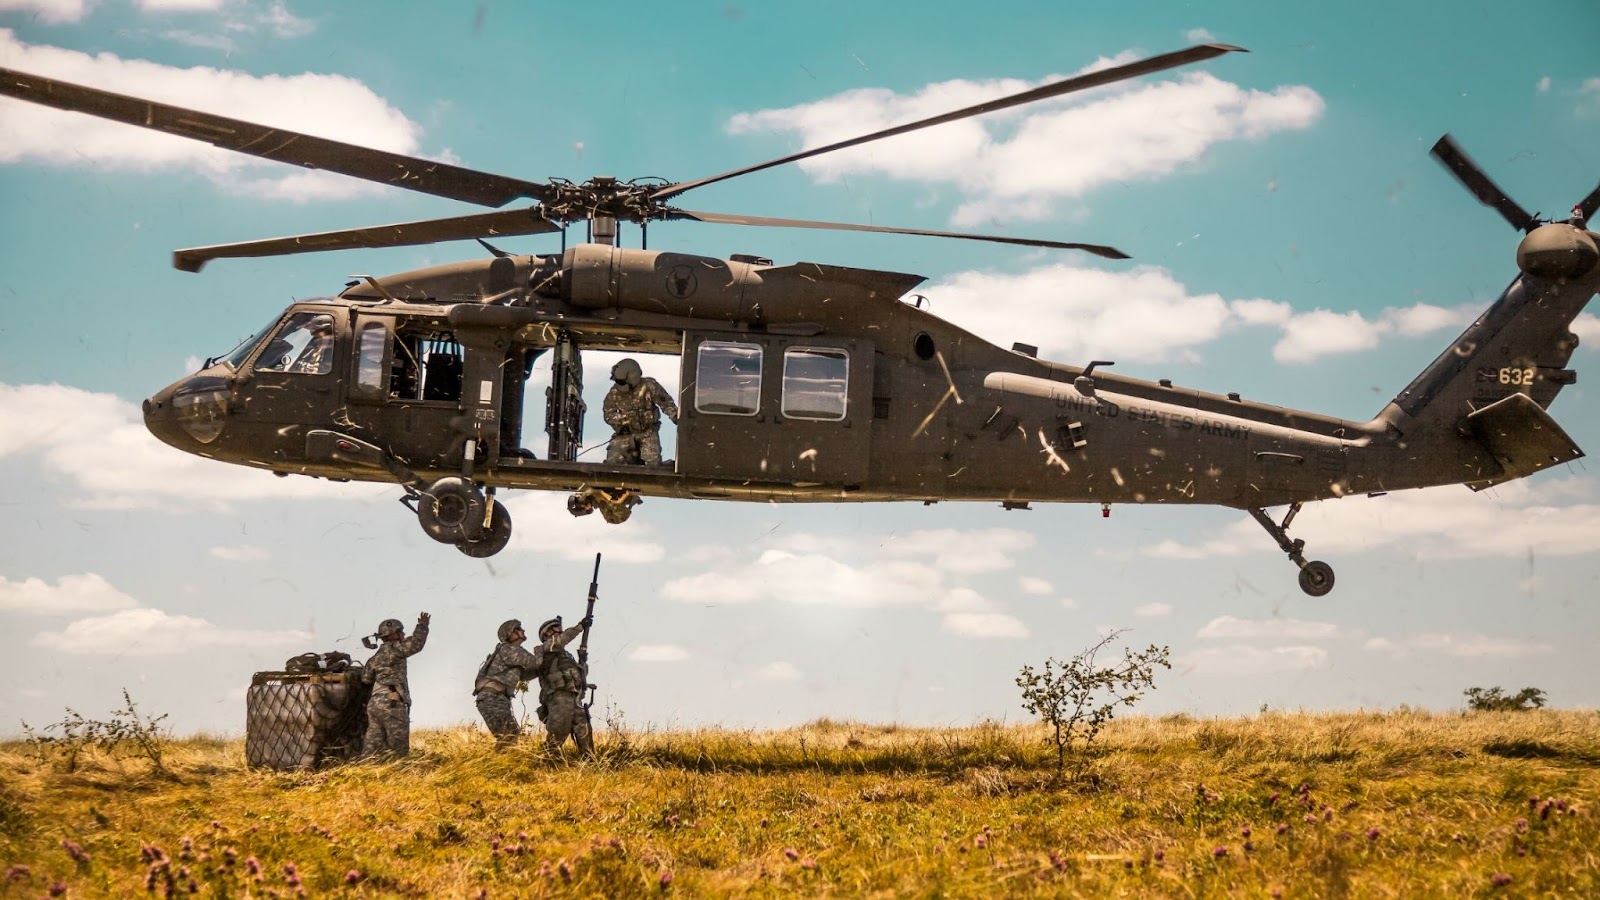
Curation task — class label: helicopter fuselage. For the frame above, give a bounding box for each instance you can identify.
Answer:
[143,240,1595,525]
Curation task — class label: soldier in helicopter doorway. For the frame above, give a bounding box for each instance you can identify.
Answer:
[603,357,678,466]
[534,615,594,756]
[360,612,430,757]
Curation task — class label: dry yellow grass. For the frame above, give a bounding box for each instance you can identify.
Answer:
[2,710,1597,897]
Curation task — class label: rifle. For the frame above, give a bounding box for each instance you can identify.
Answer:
[577,552,601,710]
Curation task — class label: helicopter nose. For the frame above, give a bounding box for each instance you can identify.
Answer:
[144,376,231,448]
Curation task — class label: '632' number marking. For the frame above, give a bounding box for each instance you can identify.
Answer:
[1498,367,1536,386]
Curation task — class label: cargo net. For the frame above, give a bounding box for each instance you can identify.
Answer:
[246,666,371,771]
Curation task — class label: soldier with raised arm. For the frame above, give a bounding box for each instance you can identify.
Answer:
[534,615,595,757]
[360,612,430,757]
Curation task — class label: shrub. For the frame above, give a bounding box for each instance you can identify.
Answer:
[1463,686,1547,712]
[1016,630,1170,778]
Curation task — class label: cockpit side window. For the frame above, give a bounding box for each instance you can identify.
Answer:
[255,312,336,376]
[221,318,279,370]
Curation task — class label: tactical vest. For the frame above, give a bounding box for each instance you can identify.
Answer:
[540,646,583,694]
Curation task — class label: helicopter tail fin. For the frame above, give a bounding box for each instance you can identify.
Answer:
[1379,270,1594,488]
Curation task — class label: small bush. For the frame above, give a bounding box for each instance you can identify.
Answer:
[1464,686,1546,712]
[1017,629,1170,778]
[20,689,173,778]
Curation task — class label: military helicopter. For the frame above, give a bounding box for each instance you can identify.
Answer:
[3,47,1597,595]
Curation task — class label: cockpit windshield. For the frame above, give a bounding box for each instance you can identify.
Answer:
[219,317,281,370]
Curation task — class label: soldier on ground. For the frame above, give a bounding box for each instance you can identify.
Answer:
[472,619,544,748]
[603,358,678,466]
[535,615,595,757]
[360,612,430,758]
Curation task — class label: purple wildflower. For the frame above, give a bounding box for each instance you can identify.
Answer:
[49,881,67,897]
[658,870,674,889]
[61,840,90,865]
[5,865,29,882]
[1491,872,1513,887]
[1366,827,1381,841]
[1213,846,1228,858]
[783,848,799,862]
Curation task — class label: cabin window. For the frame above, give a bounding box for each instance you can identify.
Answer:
[353,322,389,397]
[255,311,335,376]
[695,341,762,415]
[781,347,849,420]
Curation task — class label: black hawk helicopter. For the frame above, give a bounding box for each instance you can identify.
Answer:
[3,46,1597,594]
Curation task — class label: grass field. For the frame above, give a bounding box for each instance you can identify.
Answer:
[2,710,1597,897]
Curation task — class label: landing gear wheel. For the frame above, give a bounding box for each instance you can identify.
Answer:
[1298,560,1335,597]
[417,476,485,544]
[457,500,512,558]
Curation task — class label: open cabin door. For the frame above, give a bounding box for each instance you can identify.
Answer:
[676,332,874,485]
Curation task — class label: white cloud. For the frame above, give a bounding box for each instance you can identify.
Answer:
[755,661,802,681]
[1185,28,1218,43]
[1579,78,1600,117]
[0,30,414,199]
[926,265,1471,365]
[138,0,224,10]
[31,607,311,655]
[629,644,690,663]
[729,59,1322,227]
[1364,633,1553,659]
[661,527,1036,634]
[1197,615,1343,640]
[209,545,269,562]
[1180,644,1329,675]
[0,0,87,24]
[928,264,1246,363]
[0,573,138,615]
[1141,476,1600,562]
[256,0,313,37]
[1134,602,1173,618]
[1271,309,1383,362]
[0,382,385,511]
[941,612,1028,638]
[1572,313,1600,348]
[1018,575,1053,595]
[1271,303,1477,363]
[879,527,1035,573]
[1536,76,1551,93]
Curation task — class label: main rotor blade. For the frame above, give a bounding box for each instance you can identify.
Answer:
[0,66,555,208]
[666,208,1129,259]
[652,43,1246,203]
[1430,134,1538,233]
[172,208,560,272]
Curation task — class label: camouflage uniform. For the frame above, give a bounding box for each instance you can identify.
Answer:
[473,620,544,747]
[361,615,429,757]
[603,361,678,466]
[535,620,594,756]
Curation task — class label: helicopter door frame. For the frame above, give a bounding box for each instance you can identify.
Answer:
[677,332,874,485]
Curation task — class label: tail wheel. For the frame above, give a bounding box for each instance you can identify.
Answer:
[457,501,513,558]
[417,476,485,544]
[1298,560,1335,597]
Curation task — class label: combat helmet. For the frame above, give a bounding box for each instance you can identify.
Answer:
[610,358,642,386]
[497,619,523,642]
[376,618,405,640]
[537,616,563,638]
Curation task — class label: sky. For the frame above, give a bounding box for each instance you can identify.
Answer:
[2,0,1599,738]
